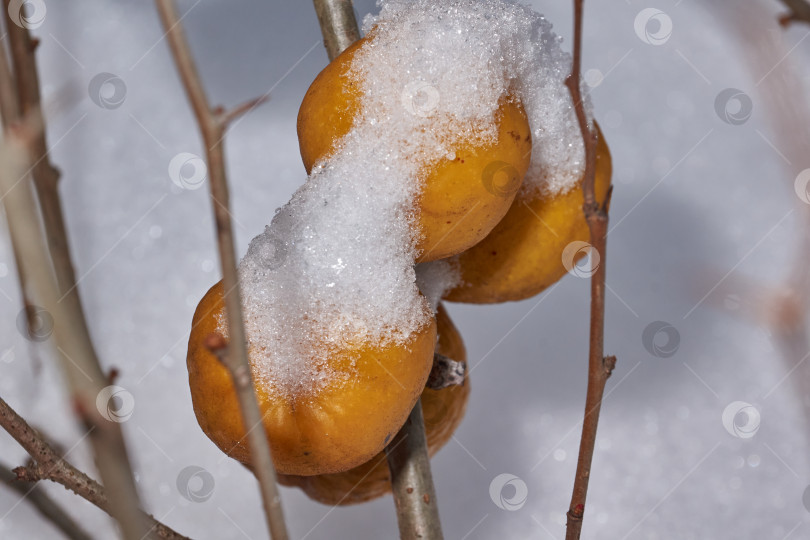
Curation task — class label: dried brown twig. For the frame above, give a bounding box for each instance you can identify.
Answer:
[563,1,616,539]
[0,37,149,540]
[0,11,38,337]
[0,396,188,539]
[2,0,79,298]
[153,1,288,538]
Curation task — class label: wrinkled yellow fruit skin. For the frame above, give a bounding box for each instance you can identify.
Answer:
[187,281,437,476]
[444,125,612,303]
[297,36,532,262]
[277,303,469,505]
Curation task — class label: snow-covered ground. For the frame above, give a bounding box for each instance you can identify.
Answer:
[1,0,809,538]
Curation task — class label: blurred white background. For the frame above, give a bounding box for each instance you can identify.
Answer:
[1,0,809,538]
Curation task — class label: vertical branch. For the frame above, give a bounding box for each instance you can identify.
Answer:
[312,0,361,61]
[0,119,148,537]
[3,0,78,296]
[0,22,37,335]
[308,1,444,537]
[564,1,616,539]
[0,25,149,540]
[153,2,288,539]
[384,400,444,539]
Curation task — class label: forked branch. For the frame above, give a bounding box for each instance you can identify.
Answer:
[0,396,188,539]
[0,44,149,540]
[0,465,91,540]
[154,1,288,538]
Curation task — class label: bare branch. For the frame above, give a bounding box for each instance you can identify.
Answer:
[0,465,92,540]
[153,2,288,538]
[312,0,361,61]
[0,74,150,540]
[307,2,445,535]
[563,1,616,539]
[2,0,79,297]
[216,95,270,128]
[385,400,444,539]
[0,19,38,337]
[0,396,188,539]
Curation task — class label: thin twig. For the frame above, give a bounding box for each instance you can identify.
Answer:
[564,1,616,539]
[384,400,443,540]
[2,0,78,297]
[312,0,361,61]
[0,396,189,540]
[216,95,270,128]
[0,465,92,540]
[0,55,149,540]
[0,21,37,336]
[154,2,288,538]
